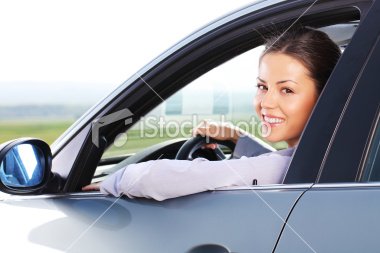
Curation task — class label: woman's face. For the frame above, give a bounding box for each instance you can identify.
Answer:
[254,52,319,147]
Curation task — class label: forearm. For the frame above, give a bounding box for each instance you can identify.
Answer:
[100,152,291,201]
[101,158,222,200]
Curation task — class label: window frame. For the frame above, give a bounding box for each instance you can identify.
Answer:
[314,32,380,183]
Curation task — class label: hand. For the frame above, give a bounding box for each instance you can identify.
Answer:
[191,120,244,149]
[82,182,101,191]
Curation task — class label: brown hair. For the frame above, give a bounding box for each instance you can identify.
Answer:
[261,26,342,94]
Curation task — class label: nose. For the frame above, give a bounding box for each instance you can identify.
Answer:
[260,89,277,109]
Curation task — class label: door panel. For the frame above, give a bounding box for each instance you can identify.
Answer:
[275,187,380,252]
[0,189,305,252]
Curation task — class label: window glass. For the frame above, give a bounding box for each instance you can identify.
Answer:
[102,46,288,159]
[165,91,183,115]
[361,115,380,182]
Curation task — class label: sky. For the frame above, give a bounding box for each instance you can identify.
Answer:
[0,0,257,105]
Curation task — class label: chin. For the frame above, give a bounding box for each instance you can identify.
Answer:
[262,135,282,144]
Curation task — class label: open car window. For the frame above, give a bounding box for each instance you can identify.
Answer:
[91,21,360,185]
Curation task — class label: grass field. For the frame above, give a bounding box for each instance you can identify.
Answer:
[0,120,74,145]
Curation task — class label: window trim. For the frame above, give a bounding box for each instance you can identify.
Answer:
[312,182,380,189]
[215,183,313,191]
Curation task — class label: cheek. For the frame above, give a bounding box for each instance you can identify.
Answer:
[284,95,317,122]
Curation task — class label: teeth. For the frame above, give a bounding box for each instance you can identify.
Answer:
[264,116,284,124]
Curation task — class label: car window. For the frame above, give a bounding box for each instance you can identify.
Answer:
[361,113,380,182]
[101,46,288,159]
[83,10,364,191]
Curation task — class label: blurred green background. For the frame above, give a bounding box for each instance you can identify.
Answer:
[0,120,73,145]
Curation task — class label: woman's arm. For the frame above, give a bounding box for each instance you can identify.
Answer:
[98,150,293,201]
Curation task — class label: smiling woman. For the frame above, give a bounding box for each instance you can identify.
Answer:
[255,26,341,146]
[83,26,342,200]
[256,52,319,147]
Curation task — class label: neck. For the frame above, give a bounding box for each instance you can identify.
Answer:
[285,139,299,148]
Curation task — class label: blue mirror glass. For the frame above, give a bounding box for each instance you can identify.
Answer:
[0,144,44,188]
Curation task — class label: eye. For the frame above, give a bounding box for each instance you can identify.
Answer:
[256,83,267,91]
[281,88,294,94]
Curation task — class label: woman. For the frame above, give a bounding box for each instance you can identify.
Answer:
[83,27,341,200]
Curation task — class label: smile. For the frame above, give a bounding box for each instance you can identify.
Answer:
[263,115,285,125]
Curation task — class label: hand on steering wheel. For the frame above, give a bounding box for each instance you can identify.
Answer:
[176,120,242,160]
[175,135,236,160]
[191,119,242,147]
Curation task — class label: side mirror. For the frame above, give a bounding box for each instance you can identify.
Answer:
[0,138,52,194]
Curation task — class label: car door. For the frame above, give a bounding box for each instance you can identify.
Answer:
[275,1,380,251]
[0,188,307,252]
[0,1,370,253]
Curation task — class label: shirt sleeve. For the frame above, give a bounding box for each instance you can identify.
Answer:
[100,151,292,201]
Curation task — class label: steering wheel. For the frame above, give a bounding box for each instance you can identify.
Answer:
[175,135,236,160]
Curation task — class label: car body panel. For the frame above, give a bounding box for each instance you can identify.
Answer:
[275,184,380,252]
[0,188,306,252]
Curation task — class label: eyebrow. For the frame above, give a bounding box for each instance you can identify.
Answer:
[257,77,299,85]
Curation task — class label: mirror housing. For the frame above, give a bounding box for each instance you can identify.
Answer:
[0,138,52,195]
